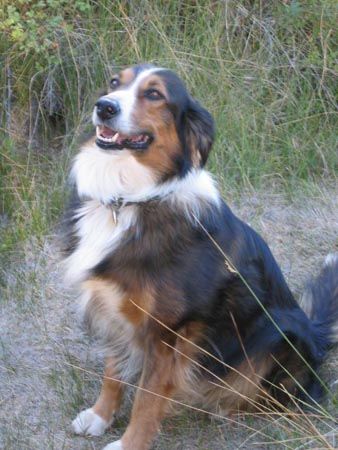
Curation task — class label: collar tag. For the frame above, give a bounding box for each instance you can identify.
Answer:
[111,207,118,225]
[103,199,123,224]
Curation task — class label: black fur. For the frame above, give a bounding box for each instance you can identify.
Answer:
[87,194,338,405]
[59,186,82,257]
[183,99,214,166]
[156,69,214,171]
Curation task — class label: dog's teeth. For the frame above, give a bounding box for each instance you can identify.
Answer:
[112,133,119,142]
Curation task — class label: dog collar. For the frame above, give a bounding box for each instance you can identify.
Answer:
[102,196,161,224]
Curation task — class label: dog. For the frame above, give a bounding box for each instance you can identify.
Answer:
[61,64,338,450]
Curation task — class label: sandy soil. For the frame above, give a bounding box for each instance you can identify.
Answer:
[1,187,337,450]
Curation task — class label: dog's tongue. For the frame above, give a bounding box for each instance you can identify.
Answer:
[101,126,115,138]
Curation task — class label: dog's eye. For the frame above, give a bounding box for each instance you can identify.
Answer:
[144,89,164,101]
[110,78,120,89]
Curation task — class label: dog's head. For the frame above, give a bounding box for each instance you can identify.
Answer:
[93,64,214,178]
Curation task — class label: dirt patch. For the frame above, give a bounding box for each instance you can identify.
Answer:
[1,187,337,449]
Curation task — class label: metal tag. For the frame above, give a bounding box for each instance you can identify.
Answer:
[112,208,118,224]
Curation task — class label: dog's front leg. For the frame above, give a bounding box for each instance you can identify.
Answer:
[73,356,124,436]
[103,341,177,450]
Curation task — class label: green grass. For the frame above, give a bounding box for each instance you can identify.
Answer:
[0,136,67,262]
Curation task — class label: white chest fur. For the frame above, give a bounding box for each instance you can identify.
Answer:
[72,145,157,204]
[64,200,137,284]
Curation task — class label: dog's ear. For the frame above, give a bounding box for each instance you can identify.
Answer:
[184,99,215,167]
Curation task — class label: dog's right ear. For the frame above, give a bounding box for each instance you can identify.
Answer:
[183,99,215,167]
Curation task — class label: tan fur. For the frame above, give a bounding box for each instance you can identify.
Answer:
[119,287,155,326]
[131,75,182,176]
[118,68,136,87]
[82,278,154,341]
[120,323,207,450]
[93,357,124,422]
[121,343,176,450]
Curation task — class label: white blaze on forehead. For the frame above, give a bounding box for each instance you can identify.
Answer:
[93,67,164,134]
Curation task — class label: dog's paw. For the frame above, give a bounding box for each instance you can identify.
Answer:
[72,408,111,436]
[102,440,123,450]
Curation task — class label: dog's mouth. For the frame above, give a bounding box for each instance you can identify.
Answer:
[96,125,153,150]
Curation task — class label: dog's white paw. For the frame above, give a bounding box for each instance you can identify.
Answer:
[102,439,123,450]
[72,408,110,436]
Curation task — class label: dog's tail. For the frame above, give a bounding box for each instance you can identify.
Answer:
[299,253,338,356]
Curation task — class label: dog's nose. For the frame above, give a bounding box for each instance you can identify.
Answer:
[95,98,120,120]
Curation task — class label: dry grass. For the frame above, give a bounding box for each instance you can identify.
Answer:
[1,186,337,450]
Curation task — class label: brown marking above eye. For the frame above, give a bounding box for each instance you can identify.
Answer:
[119,68,136,86]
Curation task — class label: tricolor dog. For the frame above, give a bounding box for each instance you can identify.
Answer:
[61,64,338,450]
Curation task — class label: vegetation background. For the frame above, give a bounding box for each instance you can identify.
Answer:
[0,1,337,449]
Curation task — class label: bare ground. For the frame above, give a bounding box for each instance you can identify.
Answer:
[1,186,337,450]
